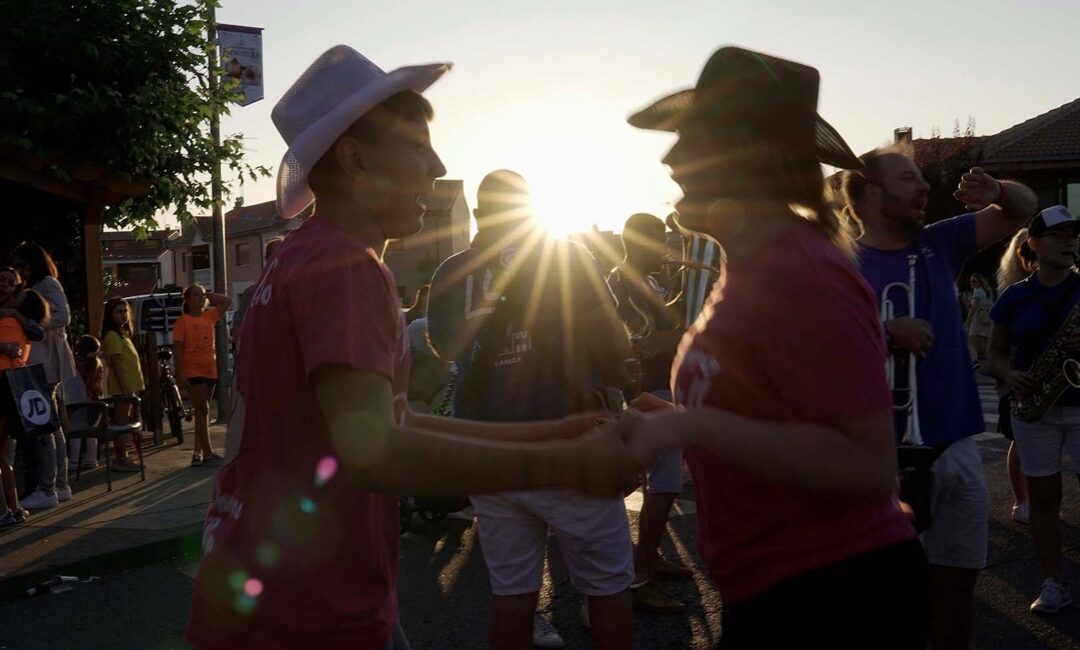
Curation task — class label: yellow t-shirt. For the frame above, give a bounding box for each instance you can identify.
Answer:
[102,330,145,395]
[172,307,221,379]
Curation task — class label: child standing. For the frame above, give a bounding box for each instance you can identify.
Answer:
[172,285,231,466]
[66,335,107,470]
[100,300,144,472]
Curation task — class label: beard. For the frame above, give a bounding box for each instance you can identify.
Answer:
[882,191,925,239]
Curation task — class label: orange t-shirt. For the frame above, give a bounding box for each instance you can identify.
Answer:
[0,316,30,371]
[172,307,221,379]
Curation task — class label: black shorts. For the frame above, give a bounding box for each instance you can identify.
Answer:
[187,377,217,388]
[720,539,930,648]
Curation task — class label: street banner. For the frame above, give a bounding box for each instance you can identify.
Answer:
[217,24,264,106]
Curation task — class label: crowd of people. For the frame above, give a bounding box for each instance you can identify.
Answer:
[0,239,233,523]
[173,41,1080,650]
[2,39,1075,649]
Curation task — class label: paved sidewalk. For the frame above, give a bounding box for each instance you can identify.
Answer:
[0,424,223,598]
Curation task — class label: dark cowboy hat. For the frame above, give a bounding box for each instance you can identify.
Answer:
[628,46,862,170]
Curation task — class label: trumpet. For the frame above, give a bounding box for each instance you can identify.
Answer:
[881,254,923,446]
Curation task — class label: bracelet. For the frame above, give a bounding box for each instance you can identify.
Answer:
[996,180,1007,205]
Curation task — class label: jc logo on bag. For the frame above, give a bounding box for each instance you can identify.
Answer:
[19,390,52,426]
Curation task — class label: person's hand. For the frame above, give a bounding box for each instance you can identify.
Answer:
[887,318,935,357]
[554,411,614,440]
[953,167,1001,211]
[612,409,686,468]
[562,421,643,496]
[1007,371,1037,395]
[630,392,676,413]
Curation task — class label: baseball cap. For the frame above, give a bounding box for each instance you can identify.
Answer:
[1029,205,1080,237]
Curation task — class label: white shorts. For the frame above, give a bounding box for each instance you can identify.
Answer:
[919,437,989,570]
[645,389,683,494]
[1010,406,1080,477]
[471,489,634,597]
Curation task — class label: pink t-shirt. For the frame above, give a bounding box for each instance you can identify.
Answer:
[672,219,915,605]
[187,216,410,650]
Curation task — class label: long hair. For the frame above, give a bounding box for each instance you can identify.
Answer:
[713,136,860,259]
[101,298,134,339]
[998,227,1035,293]
[14,242,59,286]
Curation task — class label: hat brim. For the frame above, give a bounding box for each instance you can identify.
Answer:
[628,87,863,171]
[276,63,451,220]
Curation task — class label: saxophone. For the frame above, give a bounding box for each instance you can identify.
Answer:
[1012,299,1080,423]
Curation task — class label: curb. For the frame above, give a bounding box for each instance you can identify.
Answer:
[0,527,203,602]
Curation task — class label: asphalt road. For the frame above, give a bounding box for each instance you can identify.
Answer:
[3,388,1080,649]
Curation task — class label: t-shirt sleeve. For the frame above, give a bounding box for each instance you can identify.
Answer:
[990,286,1017,325]
[425,256,462,361]
[925,213,977,275]
[204,307,222,325]
[289,251,400,381]
[172,316,187,343]
[769,266,892,421]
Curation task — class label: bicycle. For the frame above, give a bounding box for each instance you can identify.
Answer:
[157,345,192,444]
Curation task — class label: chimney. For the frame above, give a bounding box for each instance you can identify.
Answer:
[894,127,913,144]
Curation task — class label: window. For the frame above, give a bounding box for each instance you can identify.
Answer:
[1068,182,1080,214]
[235,242,252,267]
[191,249,210,270]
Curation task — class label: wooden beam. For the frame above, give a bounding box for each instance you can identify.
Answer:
[83,189,106,337]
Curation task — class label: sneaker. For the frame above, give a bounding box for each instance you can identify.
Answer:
[201,453,225,467]
[532,613,566,649]
[631,580,686,615]
[56,487,72,502]
[80,458,100,469]
[1012,502,1030,525]
[112,458,141,473]
[21,490,59,510]
[13,508,29,523]
[1031,578,1072,614]
[190,453,203,466]
[67,459,79,471]
[0,510,18,527]
[652,555,694,580]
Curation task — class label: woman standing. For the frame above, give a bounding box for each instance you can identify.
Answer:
[996,228,1036,525]
[14,242,76,510]
[173,285,231,466]
[100,299,145,472]
[620,47,930,646]
[987,205,1080,614]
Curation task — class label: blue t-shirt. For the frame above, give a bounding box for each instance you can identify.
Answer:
[857,214,984,446]
[427,238,615,421]
[990,273,1080,407]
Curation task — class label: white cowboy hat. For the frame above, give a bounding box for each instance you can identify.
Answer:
[271,45,451,219]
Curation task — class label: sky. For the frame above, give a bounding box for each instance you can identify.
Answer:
[203,0,1079,236]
